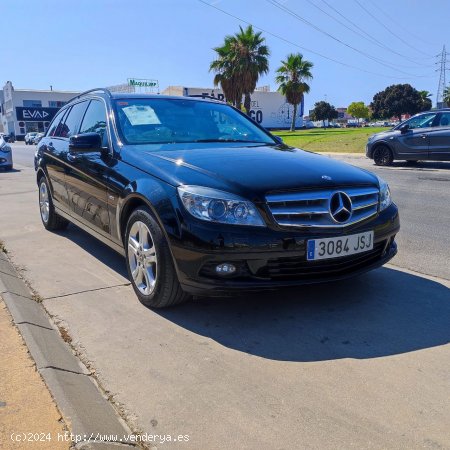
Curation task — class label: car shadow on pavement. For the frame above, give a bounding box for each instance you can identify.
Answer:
[59,224,128,278]
[157,267,450,362]
[383,161,450,171]
[58,224,450,362]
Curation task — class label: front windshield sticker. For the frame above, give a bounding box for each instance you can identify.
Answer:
[122,105,161,125]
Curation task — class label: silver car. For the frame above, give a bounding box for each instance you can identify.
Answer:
[25,132,38,145]
[366,109,450,165]
[0,136,13,170]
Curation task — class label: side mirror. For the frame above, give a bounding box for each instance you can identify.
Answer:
[69,133,102,151]
[399,124,409,134]
[272,135,283,144]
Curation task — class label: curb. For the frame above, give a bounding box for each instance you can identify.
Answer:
[0,251,136,449]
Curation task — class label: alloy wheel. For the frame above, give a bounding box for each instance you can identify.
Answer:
[128,221,158,295]
[374,146,393,166]
[39,181,50,224]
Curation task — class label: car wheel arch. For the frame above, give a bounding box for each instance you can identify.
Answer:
[373,141,393,151]
[373,141,394,157]
[118,193,183,276]
[118,193,179,245]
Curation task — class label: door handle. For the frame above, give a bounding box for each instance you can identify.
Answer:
[421,134,427,139]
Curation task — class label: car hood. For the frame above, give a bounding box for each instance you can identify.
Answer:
[121,143,379,202]
[369,129,398,140]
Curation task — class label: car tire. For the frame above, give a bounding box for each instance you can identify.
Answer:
[373,145,393,166]
[125,207,190,308]
[38,176,69,231]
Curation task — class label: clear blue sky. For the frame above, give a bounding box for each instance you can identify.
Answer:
[3,0,449,111]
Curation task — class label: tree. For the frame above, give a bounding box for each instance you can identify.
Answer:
[310,101,338,128]
[210,25,270,114]
[443,86,450,106]
[347,102,369,122]
[371,84,428,121]
[275,53,313,131]
[419,90,433,111]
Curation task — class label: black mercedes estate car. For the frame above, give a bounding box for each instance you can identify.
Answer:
[35,89,399,308]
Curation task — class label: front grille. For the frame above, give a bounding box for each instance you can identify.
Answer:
[266,187,379,228]
[258,241,386,280]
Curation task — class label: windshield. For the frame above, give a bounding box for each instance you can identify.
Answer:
[114,98,275,145]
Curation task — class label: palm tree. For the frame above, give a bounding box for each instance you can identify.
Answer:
[419,90,432,110]
[276,53,313,131]
[210,25,270,114]
[210,37,243,109]
[443,86,450,106]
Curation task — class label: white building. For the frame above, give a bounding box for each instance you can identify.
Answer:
[0,81,80,139]
[162,86,304,129]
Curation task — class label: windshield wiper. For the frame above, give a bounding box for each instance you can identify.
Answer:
[193,139,269,143]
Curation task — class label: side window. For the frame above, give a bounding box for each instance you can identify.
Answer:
[437,112,450,127]
[60,101,88,138]
[405,113,436,129]
[79,100,108,144]
[47,109,67,137]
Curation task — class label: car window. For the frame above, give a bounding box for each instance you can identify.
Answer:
[114,98,274,145]
[404,113,437,130]
[60,101,88,138]
[437,112,450,127]
[79,100,107,144]
[47,108,68,137]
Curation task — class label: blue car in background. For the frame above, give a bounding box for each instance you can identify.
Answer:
[0,136,13,171]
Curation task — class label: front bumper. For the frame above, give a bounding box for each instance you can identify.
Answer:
[0,151,12,167]
[169,203,400,296]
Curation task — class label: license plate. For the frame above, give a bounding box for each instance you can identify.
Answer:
[307,231,374,261]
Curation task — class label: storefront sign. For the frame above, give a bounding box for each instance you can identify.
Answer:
[184,87,304,129]
[16,107,59,121]
[128,78,158,87]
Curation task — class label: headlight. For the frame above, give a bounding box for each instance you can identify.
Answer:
[177,185,265,227]
[378,176,392,211]
[0,142,10,153]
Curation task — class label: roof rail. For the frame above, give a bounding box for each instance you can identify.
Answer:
[69,88,112,102]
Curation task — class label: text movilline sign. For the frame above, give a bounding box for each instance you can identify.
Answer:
[127,78,158,87]
[16,107,59,122]
[127,78,159,93]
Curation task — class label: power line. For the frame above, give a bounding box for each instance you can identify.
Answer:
[197,0,433,80]
[353,0,434,58]
[266,0,430,77]
[318,0,435,67]
[367,0,438,50]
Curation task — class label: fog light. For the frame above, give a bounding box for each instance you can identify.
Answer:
[215,263,236,275]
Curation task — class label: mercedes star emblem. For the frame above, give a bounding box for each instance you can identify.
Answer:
[329,191,352,223]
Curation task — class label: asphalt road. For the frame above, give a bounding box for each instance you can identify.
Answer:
[1,143,449,449]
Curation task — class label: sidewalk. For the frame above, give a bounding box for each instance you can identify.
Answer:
[0,299,68,450]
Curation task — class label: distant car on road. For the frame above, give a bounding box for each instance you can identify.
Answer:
[366,109,450,165]
[33,132,45,145]
[0,133,14,143]
[25,132,38,145]
[0,136,13,170]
